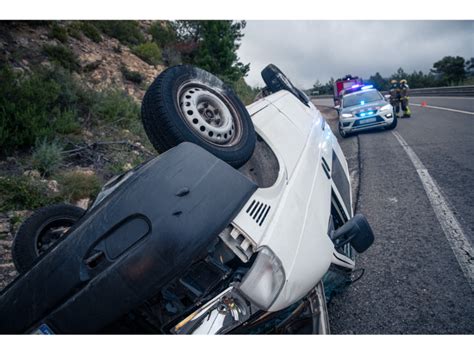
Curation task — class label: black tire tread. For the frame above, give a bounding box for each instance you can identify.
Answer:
[141,65,255,168]
[12,203,85,273]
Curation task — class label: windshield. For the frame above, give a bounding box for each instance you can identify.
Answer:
[343,91,382,108]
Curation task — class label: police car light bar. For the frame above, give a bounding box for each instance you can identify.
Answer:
[362,85,374,90]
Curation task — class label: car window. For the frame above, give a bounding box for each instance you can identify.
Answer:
[343,91,382,108]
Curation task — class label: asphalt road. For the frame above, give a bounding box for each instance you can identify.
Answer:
[314,96,474,334]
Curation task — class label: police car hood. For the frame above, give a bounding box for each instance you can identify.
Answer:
[342,99,388,114]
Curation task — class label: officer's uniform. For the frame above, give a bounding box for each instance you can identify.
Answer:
[389,81,400,116]
[399,79,411,118]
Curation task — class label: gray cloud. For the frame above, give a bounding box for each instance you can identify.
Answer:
[237,20,474,88]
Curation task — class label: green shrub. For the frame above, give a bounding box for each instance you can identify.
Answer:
[57,171,102,201]
[66,22,83,40]
[80,21,102,43]
[0,66,84,151]
[162,47,182,66]
[0,176,60,211]
[150,22,177,48]
[120,66,144,84]
[31,139,64,176]
[91,89,140,127]
[132,42,162,65]
[232,77,258,105]
[49,23,69,43]
[94,21,145,45]
[43,44,80,72]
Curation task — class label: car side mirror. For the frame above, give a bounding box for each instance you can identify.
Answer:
[331,214,375,253]
[384,94,390,100]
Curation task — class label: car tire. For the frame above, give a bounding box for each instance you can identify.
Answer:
[12,203,85,273]
[261,64,310,106]
[338,122,350,138]
[385,114,398,130]
[141,65,256,168]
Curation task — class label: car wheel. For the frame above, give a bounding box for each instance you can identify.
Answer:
[338,122,350,138]
[385,114,398,130]
[12,203,85,273]
[261,64,310,106]
[141,65,256,168]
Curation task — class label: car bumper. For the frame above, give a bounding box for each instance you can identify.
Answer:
[340,113,394,133]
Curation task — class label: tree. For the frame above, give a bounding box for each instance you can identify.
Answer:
[368,72,388,91]
[164,20,249,83]
[466,57,474,77]
[406,70,425,89]
[431,56,467,85]
[150,21,177,48]
[193,21,249,82]
[390,67,408,82]
[311,80,323,95]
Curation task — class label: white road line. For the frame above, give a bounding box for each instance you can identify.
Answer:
[411,103,474,115]
[392,131,474,290]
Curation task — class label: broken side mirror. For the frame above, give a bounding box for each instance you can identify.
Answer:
[331,214,374,253]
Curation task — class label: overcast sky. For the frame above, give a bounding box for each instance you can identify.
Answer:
[237,20,474,88]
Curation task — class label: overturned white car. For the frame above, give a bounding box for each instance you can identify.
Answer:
[1,64,374,334]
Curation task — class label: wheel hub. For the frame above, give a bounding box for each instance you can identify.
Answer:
[178,84,237,145]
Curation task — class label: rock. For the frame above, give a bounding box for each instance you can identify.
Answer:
[123,163,133,171]
[0,219,10,234]
[74,168,95,176]
[75,198,91,210]
[7,210,33,220]
[47,180,60,193]
[83,130,94,138]
[23,169,41,179]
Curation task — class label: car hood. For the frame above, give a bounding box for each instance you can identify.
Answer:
[341,100,388,114]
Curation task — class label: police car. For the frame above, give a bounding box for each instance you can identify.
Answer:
[336,85,397,138]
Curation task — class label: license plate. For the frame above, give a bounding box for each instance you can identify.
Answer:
[32,323,54,334]
[359,117,376,124]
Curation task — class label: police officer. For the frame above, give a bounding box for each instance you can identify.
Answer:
[399,79,411,118]
[389,79,400,117]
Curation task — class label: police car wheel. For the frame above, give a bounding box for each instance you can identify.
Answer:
[338,123,350,138]
[385,115,398,130]
[141,65,256,168]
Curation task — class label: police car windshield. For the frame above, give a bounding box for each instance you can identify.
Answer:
[343,90,382,108]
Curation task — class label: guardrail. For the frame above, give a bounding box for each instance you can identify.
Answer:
[404,85,474,97]
[311,85,474,100]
